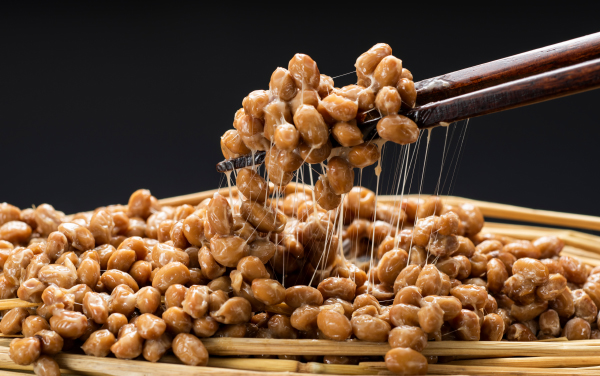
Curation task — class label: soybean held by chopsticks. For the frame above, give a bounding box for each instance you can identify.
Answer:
[216,32,600,173]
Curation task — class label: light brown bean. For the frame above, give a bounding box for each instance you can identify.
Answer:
[105,313,128,336]
[396,78,417,109]
[236,168,269,203]
[83,292,109,324]
[89,210,114,245]
[22,316,49,338]
[17,278,47,303]
[378,248,408,286]
[297,140,332,164]
[292,103,329,148]
[49,310,87,339]
[193,316,220,338]
[560,255,588,284]
[1,307,29,335]
[348,142,380,168]
[136,286,161,314]
[563,317,591,340]
[210,297,252,324]
[0,221,32,244]
[58,222,95,251]
[375,86,402,115]
[480,313,505,341]
[81,329,116,357]
[252,278,285,305]
[327,157,355,195]
[487,258,508,293]
[389,304,420,327]
[355,43,392,77]
[288,53,320,89]
[108,285,136,317]
[142,332,172,363]
[110,323,143,359]
[351,314,391,342]
[332,121,363,147]
[152,243,189,268]
[449,309,480,341]
[33,330,63,357]
[418,301,444,334]
[207,193,233,236]
[415,265,441,297]
[270,68,297,101]
[317,309,352,341]
[209,235,249,268]
[376,114,419,145]
[9,337,41,365]
[385,347,428,376]
[129,260,152,287]
[101,269,139,292]
[172,333,209,366]
[152,262,190,293]
[321,93,358,122]
[34,204,62,237]
[135,313,166,340]
[240,201,286,233]
[182,285,211,319]
[537,273,567,301]
[533,236,564,259]
[507,323,536,341]
[539,309,561,336]
[33,355,60,376]
[388,325,427,351]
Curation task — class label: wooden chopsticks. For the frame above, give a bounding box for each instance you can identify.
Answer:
[215,33,600,173]
[414,57,600,126]
[414,32,600,105]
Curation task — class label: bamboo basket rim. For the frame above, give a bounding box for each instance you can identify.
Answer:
[3,187,600,376]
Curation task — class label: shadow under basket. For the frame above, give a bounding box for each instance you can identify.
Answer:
[2,187,600,376]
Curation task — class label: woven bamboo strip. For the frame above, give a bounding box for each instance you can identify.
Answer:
[4,325,600,358]
[481,223,600,254]
[201,338,388,356]
[0,346,289,376]
[0,334,25,339]
[0,344,374,376]
[160,355,301,373]
[200,338,600,357]
[447,355,600,368]
[133,352,376,375]
[0,356,81,375]
[298,362,377,375]
[158,188,227,207]
[363,362,600,375]
[0,299,40,310]
[395,194,600,231]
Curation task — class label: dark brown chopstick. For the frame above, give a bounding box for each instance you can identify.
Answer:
[217,151,266,173]
[415,32,600,105]
[407,57,600,129]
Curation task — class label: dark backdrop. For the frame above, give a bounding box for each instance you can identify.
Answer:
[2,3,599,220]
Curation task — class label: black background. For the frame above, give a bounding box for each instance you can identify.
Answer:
[2,3,599,220]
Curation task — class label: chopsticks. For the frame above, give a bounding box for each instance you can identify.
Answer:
[355,57,600,141]
[415,32,600,105]
[215,33,600,173]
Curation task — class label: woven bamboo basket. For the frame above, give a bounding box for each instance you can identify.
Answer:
[2,186,600,376]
